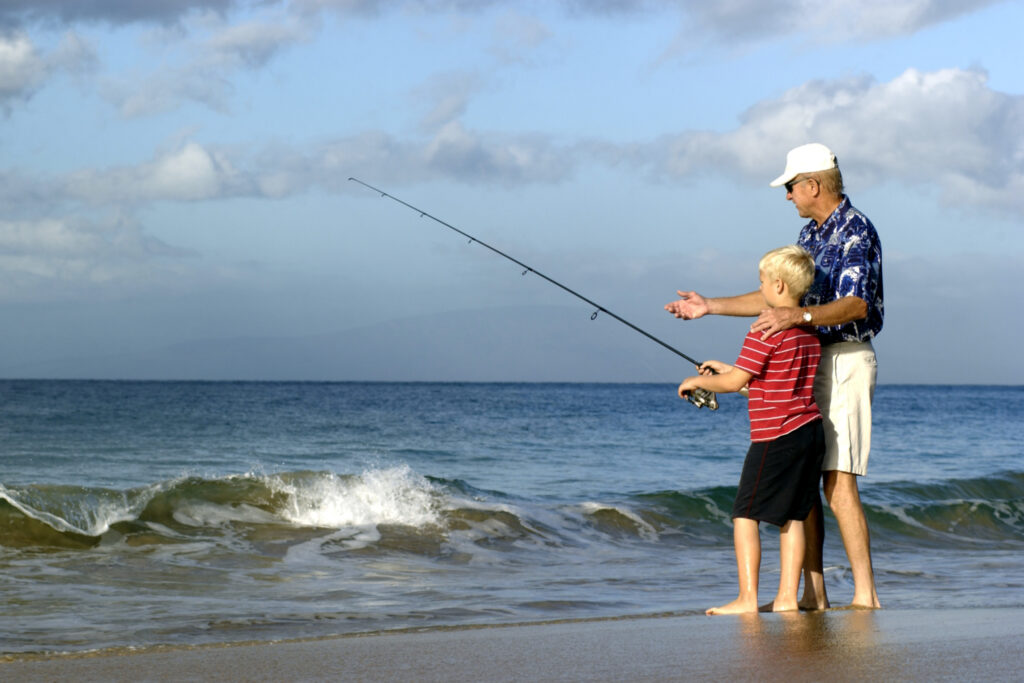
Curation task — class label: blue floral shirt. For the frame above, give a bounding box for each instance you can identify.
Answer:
[797,196,884,345]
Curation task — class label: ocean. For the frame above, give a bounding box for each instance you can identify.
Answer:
[1,381,1021,655]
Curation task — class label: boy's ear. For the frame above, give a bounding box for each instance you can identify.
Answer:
[775,278,786,295]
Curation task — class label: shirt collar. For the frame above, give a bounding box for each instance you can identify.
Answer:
[807,195,850,232]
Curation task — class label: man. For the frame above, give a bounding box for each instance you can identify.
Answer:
[665,143,883,609]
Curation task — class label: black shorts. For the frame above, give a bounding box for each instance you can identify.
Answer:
[731,420,825,527]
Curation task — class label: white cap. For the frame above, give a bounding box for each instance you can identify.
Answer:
[769,143,837,187]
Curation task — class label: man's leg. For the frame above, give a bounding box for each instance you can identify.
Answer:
[823,470,880,608]
[813,341,879,608]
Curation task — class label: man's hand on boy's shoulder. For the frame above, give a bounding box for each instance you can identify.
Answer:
[751,306,803,340]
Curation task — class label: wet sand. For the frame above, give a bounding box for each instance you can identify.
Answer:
[4,607,1022,681]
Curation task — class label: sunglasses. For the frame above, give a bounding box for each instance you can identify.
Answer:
[785,177,812,193]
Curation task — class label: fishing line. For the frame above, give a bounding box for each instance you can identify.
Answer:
[349,177,718,409]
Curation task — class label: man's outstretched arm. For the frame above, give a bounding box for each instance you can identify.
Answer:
[665,290,764,320]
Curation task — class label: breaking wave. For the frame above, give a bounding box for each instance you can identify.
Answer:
[2,467,1021,553]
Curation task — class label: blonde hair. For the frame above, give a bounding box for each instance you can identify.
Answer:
[759,245,815,298]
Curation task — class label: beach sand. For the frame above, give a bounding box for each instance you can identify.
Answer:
[3,607,1022,682]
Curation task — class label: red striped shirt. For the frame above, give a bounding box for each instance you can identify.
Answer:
[733,328,822,442]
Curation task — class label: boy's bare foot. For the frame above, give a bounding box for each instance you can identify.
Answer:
[706,598,758,615]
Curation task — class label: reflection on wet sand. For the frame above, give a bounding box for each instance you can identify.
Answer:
[4,608,1023,681]
[733,609,890,679]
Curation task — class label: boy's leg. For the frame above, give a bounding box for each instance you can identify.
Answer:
[799,493,830,610]
[824,470,880,609]
[707,517,760,615]
[771,519,805,612]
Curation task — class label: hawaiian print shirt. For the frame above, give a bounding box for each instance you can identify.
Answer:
[797,196,884,345]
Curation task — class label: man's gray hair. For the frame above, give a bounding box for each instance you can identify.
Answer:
[812,166,844,196]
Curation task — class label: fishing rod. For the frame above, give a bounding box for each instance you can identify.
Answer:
[349,177,718,410]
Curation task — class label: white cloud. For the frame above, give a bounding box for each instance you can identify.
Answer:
[0,0,237,29]
[420,120,570,184]
[145,142,233,199]
[49,30,98,74]
[205,17,310,68]
[300,0,1007,41]
[15,0,1006,119]
[646,67,1024,215]
[412,71,484,132]
[108,65,233,117]
[63,142,248,202]
[797,0,1005,38]
[573,0,1008,41]
[50,125,575,204]
[0,215,195,301]
[2,0,1008,45]
[489,10,552,65]
[335,66,1023,214]
[0,217,101,256]
[305,122,576,189]
[0,30,97,110]
[104,10,309,117]
[0,33,48,100]
[12,67,1023,217]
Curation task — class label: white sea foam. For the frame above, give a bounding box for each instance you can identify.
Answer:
[268,465,442,529]
[0,483,152,537]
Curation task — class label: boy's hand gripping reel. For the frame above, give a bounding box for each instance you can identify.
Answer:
[683,361,719,410]
[686,387,719,410]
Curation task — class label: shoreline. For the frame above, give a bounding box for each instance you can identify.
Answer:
[4,607,1023,681]
[0,610,701,663]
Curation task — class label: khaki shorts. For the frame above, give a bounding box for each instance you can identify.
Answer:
[813,341,877,476]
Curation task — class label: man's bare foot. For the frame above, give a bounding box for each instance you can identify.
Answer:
[757,599,799,613]
[798,581,829,610]
[850,593,881,609]
[798,596,830,611]
[706,598,758,615]
[762,597,829,611]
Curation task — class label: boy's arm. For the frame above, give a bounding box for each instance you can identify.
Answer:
[698,359,734,375]
[678,364,752,399]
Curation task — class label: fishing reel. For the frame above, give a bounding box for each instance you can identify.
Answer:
[685,387,719,411]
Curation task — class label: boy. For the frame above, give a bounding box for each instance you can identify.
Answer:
[678,245,824,615]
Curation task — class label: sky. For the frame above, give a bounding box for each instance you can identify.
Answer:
[0,0,1022,383]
